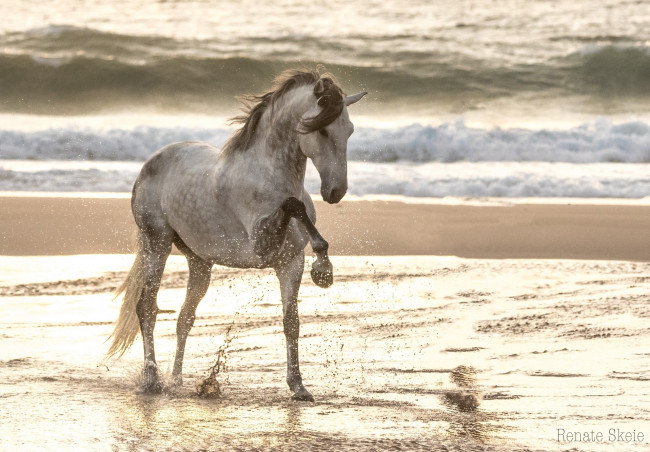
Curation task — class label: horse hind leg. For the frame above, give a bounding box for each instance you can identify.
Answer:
[136,228,173,393]
[172,237,212,386]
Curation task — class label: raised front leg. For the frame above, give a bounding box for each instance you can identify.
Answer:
[254,197,333,288]
[253,199,294,258]
[276,253,314,402]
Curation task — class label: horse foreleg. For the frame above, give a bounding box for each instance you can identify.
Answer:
[255,197,333,288]
[136,232,172,393]
[280,197,333,288]
[252,200,294,258]
[276,253,314,402]
[172,253,212,386]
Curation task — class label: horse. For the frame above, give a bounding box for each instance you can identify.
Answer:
[106,69,367,401]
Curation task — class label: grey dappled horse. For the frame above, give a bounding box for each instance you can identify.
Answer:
[107,69,366,401]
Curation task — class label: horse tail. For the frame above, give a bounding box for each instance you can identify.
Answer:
[106,232,145,358]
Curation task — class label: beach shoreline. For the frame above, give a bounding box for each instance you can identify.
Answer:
[1,193,649,261]
[2,193,649,451]
[1,254,649,451]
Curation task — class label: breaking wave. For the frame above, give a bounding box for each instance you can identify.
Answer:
[0,25,649,113]
[2,119,649,198]
[1,160,649,198]
[2,119,649,163]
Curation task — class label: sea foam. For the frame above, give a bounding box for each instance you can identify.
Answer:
[1,120,649,198]
[1,119,649,163]
[1,160,649,199]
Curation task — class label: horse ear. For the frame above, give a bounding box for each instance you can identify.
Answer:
[344,91,368,106]
[313,78,326,96]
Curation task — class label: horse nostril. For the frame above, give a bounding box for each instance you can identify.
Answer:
[329,187,346,203]
[321,185,346,204]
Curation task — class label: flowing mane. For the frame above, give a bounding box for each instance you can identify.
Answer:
[221,69,344,155]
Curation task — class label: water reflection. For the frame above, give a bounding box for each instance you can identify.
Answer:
[109,388,315,450]
[282,404,303,435]
[441,365,497,443]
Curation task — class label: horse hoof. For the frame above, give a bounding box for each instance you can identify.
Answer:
[291,388,315,402]
[141,377,163,394]
[311,266,333,288]
[311,257,333,288]
[142,361,163,393]
[142,375,163,393]
[145,382,163,394]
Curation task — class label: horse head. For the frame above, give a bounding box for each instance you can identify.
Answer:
[298,78,367,204]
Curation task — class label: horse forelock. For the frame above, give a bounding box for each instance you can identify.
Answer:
[300,76,344,133]
[222,69,344,155]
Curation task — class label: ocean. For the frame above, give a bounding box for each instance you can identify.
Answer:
[1,0,649,198]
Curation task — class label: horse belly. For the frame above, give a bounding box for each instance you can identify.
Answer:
[170,202,308,269]
[151,144,309,268]
[163,189,249,262]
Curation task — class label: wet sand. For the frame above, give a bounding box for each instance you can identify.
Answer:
[1,195,649,451]
[1,193,650,260]
[1,256,649,451]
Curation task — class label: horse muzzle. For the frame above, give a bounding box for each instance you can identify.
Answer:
[321,185,347,204]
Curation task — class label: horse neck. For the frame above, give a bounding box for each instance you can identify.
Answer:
[252,89,311,192]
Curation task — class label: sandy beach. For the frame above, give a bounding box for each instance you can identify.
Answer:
[3,0,650,449]
[0,194,649,451]
[1,194,649,260]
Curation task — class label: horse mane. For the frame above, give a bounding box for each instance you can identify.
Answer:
[221,69,344,155]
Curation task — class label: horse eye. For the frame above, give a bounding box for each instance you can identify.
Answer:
[318,129,329,138]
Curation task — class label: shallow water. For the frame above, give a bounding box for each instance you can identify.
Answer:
[1,255,649,451]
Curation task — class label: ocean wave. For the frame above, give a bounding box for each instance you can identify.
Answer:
[0,54,286,114]
[2,120,649,163]
[0,127,232,161]
[334,162,650,199]
[562,45,650,95]
[1,160,649,198]
[352,119,650,163]
[0,24,649,113]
